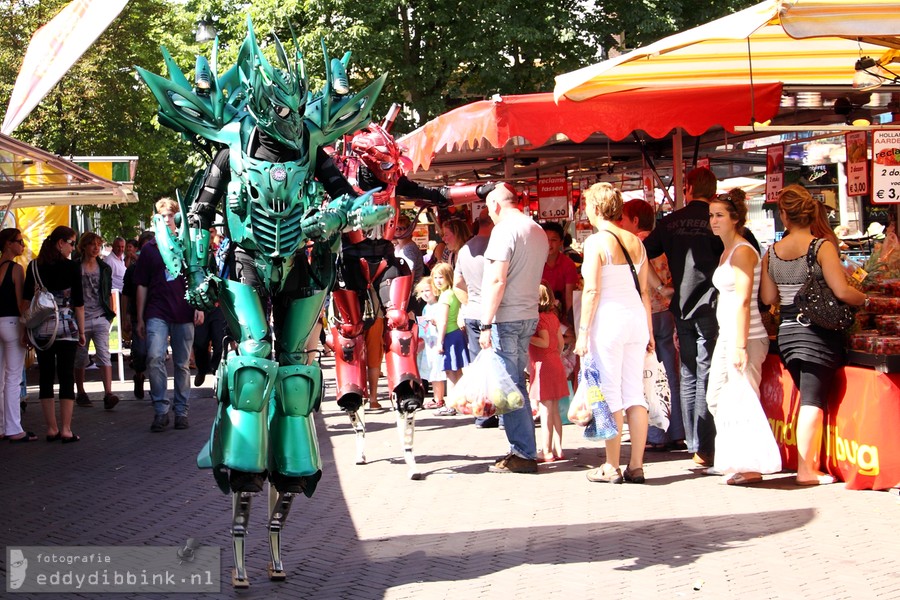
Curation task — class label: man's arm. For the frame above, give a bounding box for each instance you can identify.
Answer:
[479,258,509,348]
[135,284,148,340]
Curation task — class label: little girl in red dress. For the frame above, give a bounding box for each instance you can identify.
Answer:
[529,284,569,462]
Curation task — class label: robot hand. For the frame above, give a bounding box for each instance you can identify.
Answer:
[185,268,219,311]
[346,191,393,230]
[421,193,451,210]
[475,182,496,200]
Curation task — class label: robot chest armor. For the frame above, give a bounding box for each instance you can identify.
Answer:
[232,153,317,257]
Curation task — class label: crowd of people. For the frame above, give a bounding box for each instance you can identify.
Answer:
[3,167,869,488]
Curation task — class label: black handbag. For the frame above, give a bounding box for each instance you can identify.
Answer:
[794,239,855,331]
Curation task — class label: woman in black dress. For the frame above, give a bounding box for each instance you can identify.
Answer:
[760,185,866,485]
[22,226,85,443]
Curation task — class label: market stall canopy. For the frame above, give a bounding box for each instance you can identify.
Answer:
[554,0,898,101]
[0,133,137,208]
[400,83,783,174]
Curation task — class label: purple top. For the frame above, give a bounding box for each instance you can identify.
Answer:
[132,240,195,324]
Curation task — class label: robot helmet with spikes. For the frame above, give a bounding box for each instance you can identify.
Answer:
[237,17,307,150]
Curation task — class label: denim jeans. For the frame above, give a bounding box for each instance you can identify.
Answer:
[146,318,194,417]
[675,312,718,456]
[647,310,685,444]
[490,319,537,460]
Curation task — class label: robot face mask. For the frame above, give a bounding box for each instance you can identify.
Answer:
[350,123,403,185]
[238,20,307,150]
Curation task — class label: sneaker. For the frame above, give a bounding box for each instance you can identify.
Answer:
[194,372,206,387]
[133,374,145,400]
[75,392,93,407]
[488,453,538,474]
[475,415,500,429]
[174,415,189,430]
[150,413,169,432]
[434,406,457,416]
[103,393,120,410]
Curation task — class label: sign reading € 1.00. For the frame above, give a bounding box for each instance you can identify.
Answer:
[872,131,900,204]
[537,176,568,221]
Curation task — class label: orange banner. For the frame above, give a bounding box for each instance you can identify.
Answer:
[760,353,900,490]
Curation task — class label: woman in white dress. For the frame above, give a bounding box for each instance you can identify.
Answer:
[575,183,654,484]
[706,190,781,485]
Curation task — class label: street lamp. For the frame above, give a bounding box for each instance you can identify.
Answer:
[195,17,217,43]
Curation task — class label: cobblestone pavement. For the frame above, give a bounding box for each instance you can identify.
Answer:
[1,356,898,599]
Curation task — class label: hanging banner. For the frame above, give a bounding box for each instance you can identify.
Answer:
[10,206,70,267]
[845,131,868,197]
[2,0,130,135]
[765,145,785,204]
[872,131,900,204]
[537,176,568,220]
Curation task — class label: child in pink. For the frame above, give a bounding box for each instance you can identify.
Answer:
[529,284,569,462]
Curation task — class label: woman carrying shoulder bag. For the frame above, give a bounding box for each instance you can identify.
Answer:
[22,226,85,443]
[760,185,866,486]
[0,228,34,442]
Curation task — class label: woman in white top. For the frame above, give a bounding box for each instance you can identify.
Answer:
[575,183,654,484]
[706,191,781,485]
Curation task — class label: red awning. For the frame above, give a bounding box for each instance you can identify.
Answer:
[400,83,783,172]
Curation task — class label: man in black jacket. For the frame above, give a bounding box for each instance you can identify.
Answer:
[644,167,723,466]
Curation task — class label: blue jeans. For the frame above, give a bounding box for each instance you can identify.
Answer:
[674,312,718,456]
[490,319,537,460]
[147,318,194,417]
[647,311,685,444]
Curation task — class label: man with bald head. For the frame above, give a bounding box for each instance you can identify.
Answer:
[479,183,548,473]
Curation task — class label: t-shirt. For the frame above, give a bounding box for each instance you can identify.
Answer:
[483,212,549,323]
[541,252,579,305]
[395,240,424,283]
[81,267,105,321]
[643,200,724,320]
[132,241,195,324]
[439,289,461,333]
[104,252,126,291]
[454,235,490,320]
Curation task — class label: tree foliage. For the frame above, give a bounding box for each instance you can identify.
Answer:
[0,0,758,239]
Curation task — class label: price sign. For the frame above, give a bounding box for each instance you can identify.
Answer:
[765,145,784,203]
[845,131,868,197]
[537,176,568,220]
[872,131,900,204]
[471,201,486,218]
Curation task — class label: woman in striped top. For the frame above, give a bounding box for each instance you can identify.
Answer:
[705,190,781,485]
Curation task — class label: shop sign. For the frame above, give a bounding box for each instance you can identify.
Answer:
[697,157,710,169]
[872,131,900,204]
[845,132,868,197]
[471,200,486,219]
[765,145,784,203]
[537,176,568,220]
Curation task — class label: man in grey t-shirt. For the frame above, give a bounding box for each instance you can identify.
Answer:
[479,183,548,473]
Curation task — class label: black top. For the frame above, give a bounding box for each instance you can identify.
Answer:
[643,200,724,320]
[23,259,84,307]
[0,261,21,317]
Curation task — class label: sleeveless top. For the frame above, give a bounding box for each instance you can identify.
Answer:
[766,240,823,318]
[598,233,646,307]
[712,242,767,341]
[0,261,20,317]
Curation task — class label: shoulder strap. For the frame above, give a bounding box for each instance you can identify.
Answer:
[31,262,45,290]
[602,230,641,298]
[804,238,822,276]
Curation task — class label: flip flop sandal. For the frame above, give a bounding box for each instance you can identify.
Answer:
[61,434,81,444]
[8,431,38,443]
[724,472,763,486]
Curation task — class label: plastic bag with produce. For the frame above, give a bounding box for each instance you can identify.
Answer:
[449,348,524,416]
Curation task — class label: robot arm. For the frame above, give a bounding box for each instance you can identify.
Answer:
[395,178,497,208]
[184,148,230,311]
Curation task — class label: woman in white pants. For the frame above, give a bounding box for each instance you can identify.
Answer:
[575,183,654,484]
[0,228,32,442]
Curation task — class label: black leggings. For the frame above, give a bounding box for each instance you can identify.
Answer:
[36,340,77,400]
[785,359,834,410]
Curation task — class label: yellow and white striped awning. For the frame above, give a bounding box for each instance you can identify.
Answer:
[555,0,900,101]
